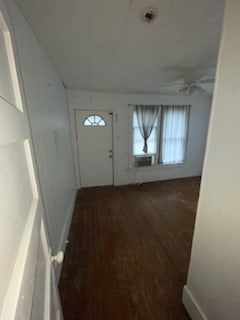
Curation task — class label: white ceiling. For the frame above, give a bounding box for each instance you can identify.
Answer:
[16,0,225,95]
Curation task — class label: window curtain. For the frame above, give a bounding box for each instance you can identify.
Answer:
[160,105,190,164]
[135,105,159,153]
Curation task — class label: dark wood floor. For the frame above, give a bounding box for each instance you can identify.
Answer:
[59,177,200,320]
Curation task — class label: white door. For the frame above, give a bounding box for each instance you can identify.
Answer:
[0,2,63,319]
[76,110,113,187]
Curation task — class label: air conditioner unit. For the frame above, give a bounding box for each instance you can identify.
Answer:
[135,155,154,167]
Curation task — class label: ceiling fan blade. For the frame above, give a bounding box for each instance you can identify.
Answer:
[178,83,193,95]
[196,86,207,94]
[178,82,208,95]
[198,78,215,84]
[179,87,189,94]
[157,79,184,88]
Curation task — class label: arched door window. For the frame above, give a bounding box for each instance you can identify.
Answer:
[83,115,106,126]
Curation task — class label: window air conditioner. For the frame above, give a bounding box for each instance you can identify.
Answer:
[135,155,154,167]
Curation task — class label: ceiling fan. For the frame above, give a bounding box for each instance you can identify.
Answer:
[156,66,216,95]
[177,78,215,95]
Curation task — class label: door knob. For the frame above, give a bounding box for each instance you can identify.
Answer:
[51,251,64,264]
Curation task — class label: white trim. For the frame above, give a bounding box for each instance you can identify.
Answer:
[55,189,78,282]
[111,110,118,186]
[128,105,134,169]
[182,285,207,320]
[39,219,51,320]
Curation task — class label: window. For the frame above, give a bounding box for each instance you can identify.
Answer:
[132,110,158,156]
[132,105,190,165]
[83,115,106,126]
[160,106,190,165]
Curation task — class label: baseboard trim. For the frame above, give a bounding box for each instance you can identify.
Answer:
[55,188,78,282]
[182,285,207,320]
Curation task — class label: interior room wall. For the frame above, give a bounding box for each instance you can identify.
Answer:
[183,0,240,319]
[7,0,76,262]
[68,90,212,187]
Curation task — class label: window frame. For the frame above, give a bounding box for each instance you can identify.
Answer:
[129,106,161,168]
[132,110,161,158]
[159,106,190,166]
[130,105,190,168]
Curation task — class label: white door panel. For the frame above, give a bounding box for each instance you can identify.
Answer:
[0,1,62,319]
[76,110,113,187]
[0,49,35,320]
[0,98,26,145]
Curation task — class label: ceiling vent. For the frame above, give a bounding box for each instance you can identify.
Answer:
[141,7,158,23]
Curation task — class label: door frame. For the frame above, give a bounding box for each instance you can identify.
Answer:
[75,108,115,187]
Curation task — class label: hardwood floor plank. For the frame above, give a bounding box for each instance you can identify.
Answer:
[59,177,200,320]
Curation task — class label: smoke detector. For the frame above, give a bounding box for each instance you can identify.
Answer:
[141,7,158,23]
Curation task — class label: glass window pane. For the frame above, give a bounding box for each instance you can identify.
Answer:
[88,116,95,123]
[133,111,158,156]
[83,114,106,126]
[98,120,105,126]
[160,106,190,165]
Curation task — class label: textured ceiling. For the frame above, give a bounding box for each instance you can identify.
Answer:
[16,0,225,95]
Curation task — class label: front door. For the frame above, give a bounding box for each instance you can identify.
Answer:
[0,2,62,319]
[76,110,113,187]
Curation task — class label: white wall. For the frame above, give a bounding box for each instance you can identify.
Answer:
[68,90,211,187]
[7,1,76,256]
[183,1,240,319]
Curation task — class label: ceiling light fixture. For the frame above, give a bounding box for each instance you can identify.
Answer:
[141,7,158,23]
